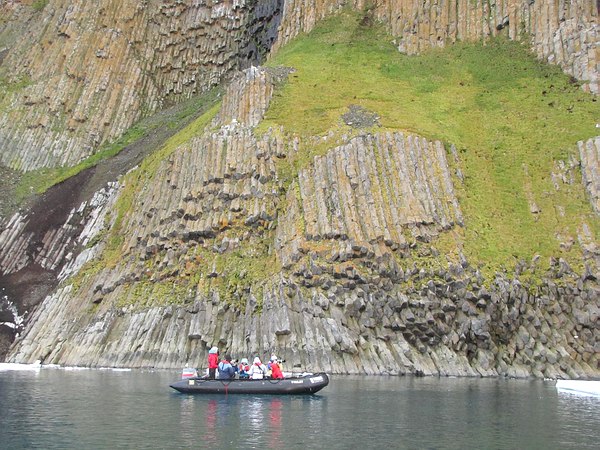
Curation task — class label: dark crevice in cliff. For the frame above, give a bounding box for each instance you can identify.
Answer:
[239,0,285,68]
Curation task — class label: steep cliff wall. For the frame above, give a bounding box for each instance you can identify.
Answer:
[1,3,598,376]
[580,136,600,215]
[0,0,282,171]
[6,65,599,378]
[0,87,221,358]
[0,1,596,173]
[9,260,599,379]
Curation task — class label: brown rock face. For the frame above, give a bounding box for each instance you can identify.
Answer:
[0,0,283,171]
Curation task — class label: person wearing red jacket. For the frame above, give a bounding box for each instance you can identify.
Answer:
[269,355,284,379]
[207,346,219,379]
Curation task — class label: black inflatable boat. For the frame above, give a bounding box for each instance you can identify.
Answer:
[170,373,329,395]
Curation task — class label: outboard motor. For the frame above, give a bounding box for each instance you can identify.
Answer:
[181,367,198,379]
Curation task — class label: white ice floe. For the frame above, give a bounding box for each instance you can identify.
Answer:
[556,380,600,396]
[0,362,41,372]
[0,363,138,372]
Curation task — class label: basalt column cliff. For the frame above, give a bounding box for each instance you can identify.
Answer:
[0,0,598,377]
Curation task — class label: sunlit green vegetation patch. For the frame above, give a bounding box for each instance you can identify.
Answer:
[0,74,31,96]
[197,241,280,311]
[32,0,49,12]
[261,10,599,274]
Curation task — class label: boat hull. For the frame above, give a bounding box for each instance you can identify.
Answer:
[170,373,329,395]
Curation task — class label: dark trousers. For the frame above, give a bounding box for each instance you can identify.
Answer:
[208,368,216,379]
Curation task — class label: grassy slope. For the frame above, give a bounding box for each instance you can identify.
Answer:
[261,11,599,275]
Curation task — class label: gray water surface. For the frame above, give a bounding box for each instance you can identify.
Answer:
[0,368,598,449]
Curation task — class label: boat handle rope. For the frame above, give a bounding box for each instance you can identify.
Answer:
[219,379,233,395]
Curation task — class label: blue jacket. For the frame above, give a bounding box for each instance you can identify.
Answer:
[218,360,236,379]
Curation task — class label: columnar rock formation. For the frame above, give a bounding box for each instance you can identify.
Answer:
[10,259,598,378]
[0,1,596,173]
[6,67,599,378]
[276,133,463,268]
[0,0,283,171]
[580,136,600,215]
[273,0,599,93]
[1,1,598,376]
[0,179,121,356]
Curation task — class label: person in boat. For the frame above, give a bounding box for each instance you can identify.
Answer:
[247,357,267,379]
[238,358,250,379]
[218,354,237,379]
[269,355,284,379]
[207,346,219,379]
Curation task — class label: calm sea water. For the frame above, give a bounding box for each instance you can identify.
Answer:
[0,366,598,449]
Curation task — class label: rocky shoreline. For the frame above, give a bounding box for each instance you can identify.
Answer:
[7,261,598,379]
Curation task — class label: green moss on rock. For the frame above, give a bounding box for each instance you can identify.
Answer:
[262,10,599,275]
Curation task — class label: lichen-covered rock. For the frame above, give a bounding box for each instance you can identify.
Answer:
[119,68,283,264]
[579,136,600,215]
[8,267,599,379]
